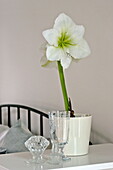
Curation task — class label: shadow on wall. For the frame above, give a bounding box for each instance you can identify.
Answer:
[91,129,113,144]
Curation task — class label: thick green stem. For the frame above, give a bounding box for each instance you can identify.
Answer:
[57,61,69,111]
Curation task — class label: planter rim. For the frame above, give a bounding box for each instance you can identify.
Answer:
[71,113,92,118]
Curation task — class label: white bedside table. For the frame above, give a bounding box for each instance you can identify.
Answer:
[0,143,113,170]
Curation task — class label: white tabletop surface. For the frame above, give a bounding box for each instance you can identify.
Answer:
[0,143,113,170]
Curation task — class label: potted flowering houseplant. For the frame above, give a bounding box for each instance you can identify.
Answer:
[41,13,92,156]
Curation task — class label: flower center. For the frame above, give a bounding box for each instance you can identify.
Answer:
[58,31,73,48]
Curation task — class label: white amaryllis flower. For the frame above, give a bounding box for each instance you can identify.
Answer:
[42,13,91,69]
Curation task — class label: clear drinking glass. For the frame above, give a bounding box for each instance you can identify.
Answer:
[49,111,70,161]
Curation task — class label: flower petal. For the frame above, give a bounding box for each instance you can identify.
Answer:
[54,13,76,33]
[46,46,64,61]
[69,39,91,59]
[54,13,85,44]
[70,25,85,42]
[42,29,58,46]
[61,54,72,69]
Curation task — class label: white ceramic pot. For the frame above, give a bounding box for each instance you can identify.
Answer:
[64,114,92,156]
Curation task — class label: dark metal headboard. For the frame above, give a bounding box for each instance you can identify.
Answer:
[0,104,49,136]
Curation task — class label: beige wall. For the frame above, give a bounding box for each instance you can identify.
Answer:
[0,0,113,143]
